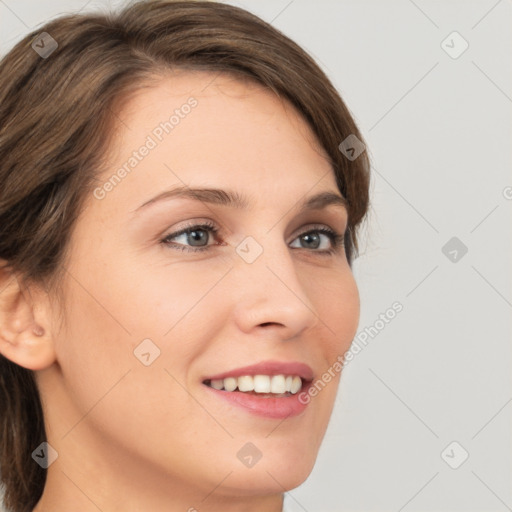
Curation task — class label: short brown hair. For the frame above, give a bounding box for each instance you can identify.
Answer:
[0,1,370,510]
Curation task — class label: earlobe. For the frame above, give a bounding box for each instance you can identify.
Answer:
[0,266,56,371]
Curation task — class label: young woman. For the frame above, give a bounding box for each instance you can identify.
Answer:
[0,1,370,511]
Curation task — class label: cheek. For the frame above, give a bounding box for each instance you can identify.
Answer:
[298,267,359,438]
[106,251,232,341]
[52,252,230,424]
[313,266,360,357]
[52,276,211,475]
[53,282,135,411]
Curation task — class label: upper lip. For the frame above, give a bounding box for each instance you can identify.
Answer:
[203,360,314,382]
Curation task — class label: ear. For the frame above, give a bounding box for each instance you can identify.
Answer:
[0,263,56,370]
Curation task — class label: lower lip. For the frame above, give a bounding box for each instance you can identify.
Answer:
[203,383,311,419]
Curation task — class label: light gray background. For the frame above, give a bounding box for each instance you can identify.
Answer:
[1,1,511,511]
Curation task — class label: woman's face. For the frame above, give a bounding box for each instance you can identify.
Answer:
[38,71,360,504]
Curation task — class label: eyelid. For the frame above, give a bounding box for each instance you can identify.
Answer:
[162,212,345,238]
[160,219,346,256]
[160,219,343,241]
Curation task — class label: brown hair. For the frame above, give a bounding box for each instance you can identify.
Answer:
[0,1,370,510]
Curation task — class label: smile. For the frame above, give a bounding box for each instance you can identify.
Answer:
[202,361,314,419]
[204,374,303,396]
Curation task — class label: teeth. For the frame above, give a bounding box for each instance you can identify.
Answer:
[206,374,304,395]
[253,375,270,393]
[224,377,237,392]
[270,375,286,394]
[290,376,302,394]
[210,379,224,390]
[238,375,254,392]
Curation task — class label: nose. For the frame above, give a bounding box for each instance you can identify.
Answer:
[230,236,319,340]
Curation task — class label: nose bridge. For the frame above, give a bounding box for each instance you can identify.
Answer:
[231,229,318,336]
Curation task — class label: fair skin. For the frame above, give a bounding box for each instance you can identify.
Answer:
[0,71,359,512]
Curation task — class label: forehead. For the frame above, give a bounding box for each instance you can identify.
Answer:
[92,70,338,214]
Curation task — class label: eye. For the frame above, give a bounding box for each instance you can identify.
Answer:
[160,221,220,253]
[160,221,345,255]
[289,226,345,255]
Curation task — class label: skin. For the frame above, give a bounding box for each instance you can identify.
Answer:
[0,71,360,512]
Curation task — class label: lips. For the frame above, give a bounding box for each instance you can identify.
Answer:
[202,360,314,382]
[201,360,314,419]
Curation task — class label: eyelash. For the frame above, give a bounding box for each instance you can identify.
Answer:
[160,220,345,256]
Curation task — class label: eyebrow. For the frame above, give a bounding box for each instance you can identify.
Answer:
[132,186,348,215]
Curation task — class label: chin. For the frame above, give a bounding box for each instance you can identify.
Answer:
[213,444,318,496]
[219,466,314,497]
